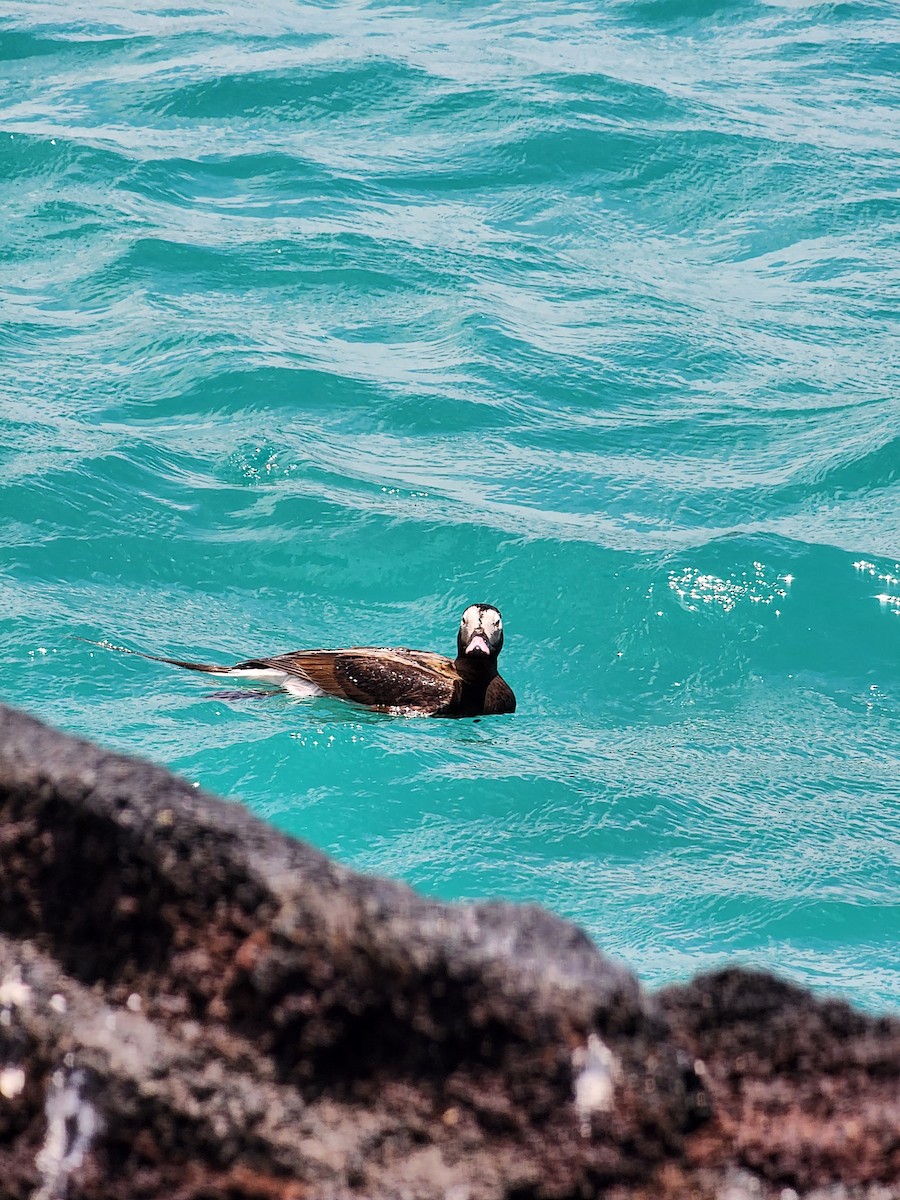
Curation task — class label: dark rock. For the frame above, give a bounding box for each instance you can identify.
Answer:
[658,968,900,1195]
[0,702,896,1199]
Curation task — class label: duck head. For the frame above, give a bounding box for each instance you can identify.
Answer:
[457,604,504,660]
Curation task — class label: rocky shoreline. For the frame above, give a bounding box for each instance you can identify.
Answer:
[0,703,897,1199]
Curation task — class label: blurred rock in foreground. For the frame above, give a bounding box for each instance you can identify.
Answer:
[0,703,897,1200]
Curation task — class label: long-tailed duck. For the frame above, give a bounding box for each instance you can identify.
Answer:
[89,604,516,718]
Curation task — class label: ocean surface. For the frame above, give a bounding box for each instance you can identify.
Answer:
[2,0,898,1011]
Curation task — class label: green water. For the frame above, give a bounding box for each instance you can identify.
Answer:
[1,0,898,1010]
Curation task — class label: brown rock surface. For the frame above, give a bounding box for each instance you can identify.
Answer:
[0,702,896,1199]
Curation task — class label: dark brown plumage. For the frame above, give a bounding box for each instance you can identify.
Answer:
[87,604,516,718]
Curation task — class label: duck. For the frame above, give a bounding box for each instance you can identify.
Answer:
[89,604,516,718]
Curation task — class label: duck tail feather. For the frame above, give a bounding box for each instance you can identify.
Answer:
[75,637,233,675]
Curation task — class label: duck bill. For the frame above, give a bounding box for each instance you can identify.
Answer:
[465,633,491,656]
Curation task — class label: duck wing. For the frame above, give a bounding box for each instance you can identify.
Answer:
[242,647,460,713]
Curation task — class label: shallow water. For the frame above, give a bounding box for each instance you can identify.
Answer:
[2,0,899,1010]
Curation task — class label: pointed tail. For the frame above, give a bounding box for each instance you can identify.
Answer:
[76,637,234,676]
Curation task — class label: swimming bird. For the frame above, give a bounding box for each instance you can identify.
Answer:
[88,604,516,718]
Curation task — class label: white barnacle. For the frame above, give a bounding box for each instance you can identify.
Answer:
[0,1066,26,1099]
[0,969,31,1009]
[572,1033,622,1137]
[34,1068,102,1200]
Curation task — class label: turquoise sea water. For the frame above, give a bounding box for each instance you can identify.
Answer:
[2,1,898,1010]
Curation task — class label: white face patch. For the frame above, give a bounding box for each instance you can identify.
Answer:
[481,608,502,639]
[459,605,503,654]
